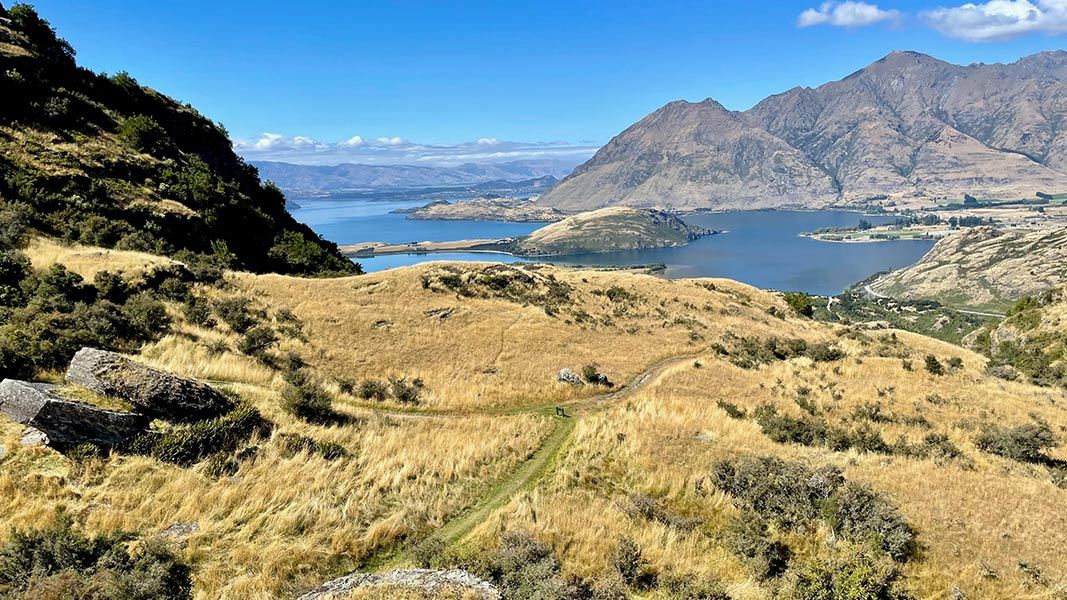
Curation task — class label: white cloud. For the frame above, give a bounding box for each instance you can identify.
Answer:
[798,1,901,27]
[921,0,1067,41]
[232,134,600,167]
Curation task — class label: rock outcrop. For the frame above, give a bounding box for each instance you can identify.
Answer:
[297,569,500,600]
[65,348,234,422]
[557,368,583,386]
[0,379,148,450]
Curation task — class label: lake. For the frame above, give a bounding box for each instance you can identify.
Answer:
[290,197,935,295]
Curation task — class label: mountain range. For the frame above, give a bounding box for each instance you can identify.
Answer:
[539,50,1067,211]
[253,158,580,195]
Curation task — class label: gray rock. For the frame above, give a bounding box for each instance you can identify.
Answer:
[65,348,233,422]
[19,427,47,448]
[297,569,500,600]
[557,368,583,386]
[0,379,149,451]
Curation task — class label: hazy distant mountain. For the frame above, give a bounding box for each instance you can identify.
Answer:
[254,158,580,195]
[540,51,1067,211]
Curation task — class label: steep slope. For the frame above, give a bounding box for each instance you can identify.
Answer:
[541,51,1067,211]
[0,5,354,275]
[870,227,1067,312]
[513,206,711,255]
[542,100,837,211]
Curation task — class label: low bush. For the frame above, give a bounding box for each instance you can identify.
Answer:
[975,421,1058,463]
[134,403,270,466]
[824,483,917,561]
[282,379,343,424]
[358,378,389,402]
[483,530,579,600]
[213,296,258,333]
[582,363,611,386]
[237,324,277,360]
[783,292,815,318]
[613,538,653,589]
[659,573,730,599]
[726,510,790,580]
[389,376,422,404]
[277,432,347,460]
[924,354,944,376]
[781,550,914,600]
[712,456,843,529]
[0,510,192,599]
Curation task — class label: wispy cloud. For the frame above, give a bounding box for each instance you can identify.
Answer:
[921,0,1067,41]
[233,133,600,166]
[798,1,901,27]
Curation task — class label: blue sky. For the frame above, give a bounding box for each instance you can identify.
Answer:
[31,1,1067,165]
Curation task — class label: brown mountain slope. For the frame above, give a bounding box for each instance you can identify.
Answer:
[541,51,1067,211]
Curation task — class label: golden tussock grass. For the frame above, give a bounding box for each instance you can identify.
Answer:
[23,236,176,281]
[236,263,819,411]
[474,334,1067,599]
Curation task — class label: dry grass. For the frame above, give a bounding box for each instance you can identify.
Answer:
[6,247,1067,598]
[23,236,176,281]
[472,329,1067,598]
[237,262,817,411]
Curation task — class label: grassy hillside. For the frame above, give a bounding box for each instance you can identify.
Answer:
[0,3,355,276]
[870,227,1067,313]
[3,242,1066,598]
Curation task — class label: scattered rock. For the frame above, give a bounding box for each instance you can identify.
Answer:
[0,379,149,451]
[372,319,392,329]
[161,522,200,540]
[557,368,583,386]
[19,427,47,448]
[297,569,500,600]
[65,348,234,422]
[424,307,455,320]
[859,320,892,330]
[985,364,1020,381]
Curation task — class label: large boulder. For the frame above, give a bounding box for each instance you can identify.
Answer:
[0,379,149,450]
[65,348,233,422]
[297,569,500,600]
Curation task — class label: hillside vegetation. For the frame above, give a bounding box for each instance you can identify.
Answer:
[3,241,1067,598]
[0,4,354,276]
[513,207,711,256]
[870,227,1067,312]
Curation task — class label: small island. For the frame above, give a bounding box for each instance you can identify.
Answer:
[395,195,566,222]
[343,207,718,258]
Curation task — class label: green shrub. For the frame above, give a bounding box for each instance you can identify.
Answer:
[213,296,257,333]
[659,574,730,599]
[182,294,214,327]
[237,324,277,359]
[121,292,171,339]
[135,404,269,466]
[0,510,192,599]
[1007,296,1039,316]
[389,376,422,405]
[783,292,815,318]
[277,433,347,460]
[716,400,746,419]
[975,422,1058,463]
[411,537,446,569]
[824,483,917,561]
[282,380,342,424]
[613,538,652,588]
[924,355,944,376]
[118,115,169,155]
[726,510,790,579]
[712,456,842,529]
[358,379,389,402]
[781,550,914,600]
[486,530,578,600]
[582,363,611,385]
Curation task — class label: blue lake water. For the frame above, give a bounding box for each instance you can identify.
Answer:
[291,197,935,295]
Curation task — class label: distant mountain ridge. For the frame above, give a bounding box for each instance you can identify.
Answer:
[540,50,1067,211]
[253,158,579,194]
